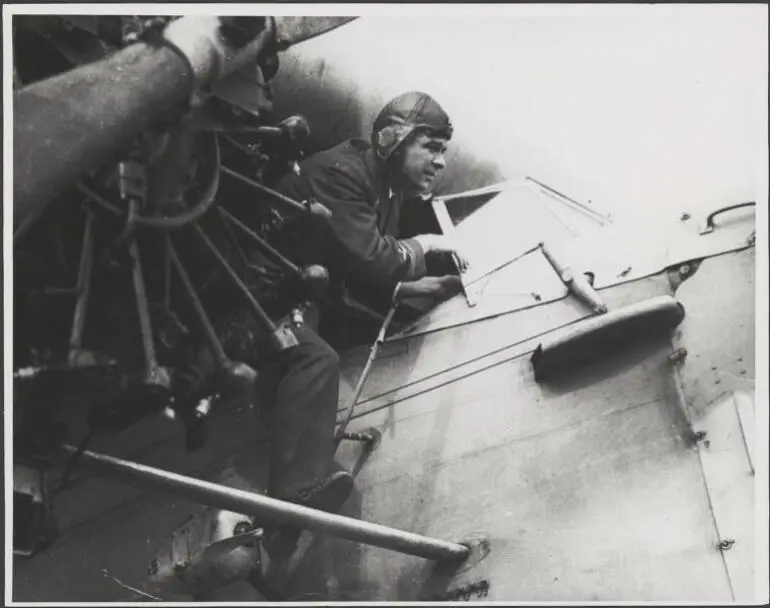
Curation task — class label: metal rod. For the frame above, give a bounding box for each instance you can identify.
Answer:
[128,239,159,375]
[526,176,611,225]
[218,205,254,270]
[218,207,301,276]
[134,134,221,230]
[168,242,229,367]
[69,210,95,351]
[113,195,140,251]
[732,393,754,475]
[13,204,49,245]
[193,225,278,334]
[540,241,607,314]
[60,444,470,562]
[220,166,310,214]
[335,304,398,445]
[252,126,283,138]
[163,232,172,310]
[77,183,122,216]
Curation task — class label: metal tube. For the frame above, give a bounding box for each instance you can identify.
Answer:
[133,134,221,230]
[526,176,611,225]
[540,241,607,314]
[252,126,283,138]
[128,240,159,373]
[168,242,229,367]
[77,183,122,217]
[60,444,470,562]
[69,210,95,350]
[193,225,278,334]
[220,166,310,214]
[14,44,192,232]
[218,207,300,276]
[732,393,754,475]
[335,304,397,445]
[163,232,172,309]
[114,195,140,249]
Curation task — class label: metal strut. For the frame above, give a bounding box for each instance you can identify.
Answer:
[220,166,332,220]
[59,444,470,563]
[67,209,96,365]
[167,241,258,389]
[218,206,301,277]
[334,304,398,446]
[540,241,607,314]
[193,225,298,353]
[128,240,171,390]
[168,243,230,368]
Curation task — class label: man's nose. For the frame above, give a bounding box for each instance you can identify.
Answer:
[431,153,446,169]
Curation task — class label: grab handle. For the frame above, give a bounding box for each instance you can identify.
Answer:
[700,202,755,235]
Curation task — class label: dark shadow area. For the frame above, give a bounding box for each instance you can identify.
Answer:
[444,189,502,226]
[279,485,371,601]
[403,536,492,601]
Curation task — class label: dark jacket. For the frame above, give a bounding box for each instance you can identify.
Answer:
[266,138,429,308]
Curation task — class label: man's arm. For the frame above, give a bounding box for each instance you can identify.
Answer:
[393,275,464,303]
[306,165,430,288]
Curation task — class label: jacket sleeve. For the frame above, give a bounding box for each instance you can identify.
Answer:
[307,164,428,290]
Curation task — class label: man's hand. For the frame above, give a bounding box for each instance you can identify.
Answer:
[394,275,464,303]
[412,234,470,273]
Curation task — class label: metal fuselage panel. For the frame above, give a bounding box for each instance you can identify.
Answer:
[13,238,756,602]
[323,264,749,601]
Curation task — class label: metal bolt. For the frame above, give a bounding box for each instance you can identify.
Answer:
[147,558,159,576]
[680,212,691,221]
[679,264,691,276]
[233,520,262,536]
[668,348,688,364]
[719,538,735,552]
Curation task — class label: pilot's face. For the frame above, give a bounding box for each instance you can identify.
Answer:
[396,131,449,196]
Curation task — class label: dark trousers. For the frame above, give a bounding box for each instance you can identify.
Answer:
[178,303,340,499]
[257,323,340,500]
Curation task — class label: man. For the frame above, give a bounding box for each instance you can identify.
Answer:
[253,91,467,525]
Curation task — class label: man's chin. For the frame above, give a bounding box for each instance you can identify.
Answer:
[418,179,437,195]
[403,182,434,198]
